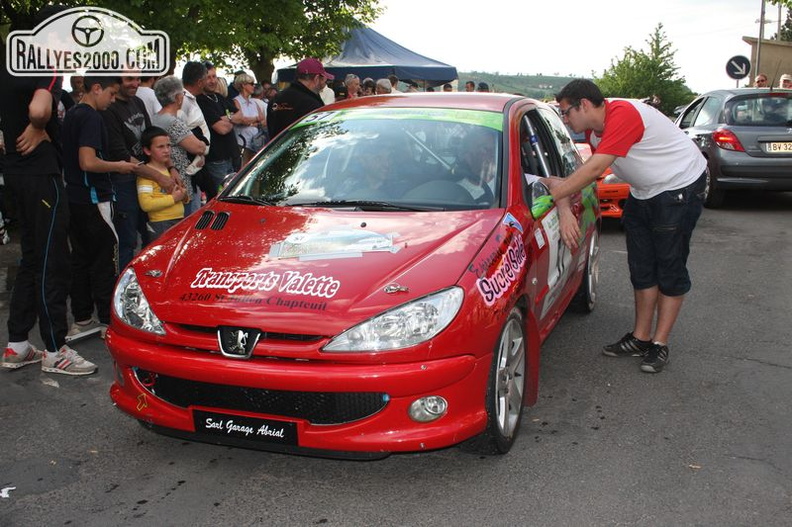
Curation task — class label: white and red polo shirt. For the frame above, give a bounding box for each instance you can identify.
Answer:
[586,99,706,199]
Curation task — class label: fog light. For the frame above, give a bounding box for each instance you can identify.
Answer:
[409,396,448,422]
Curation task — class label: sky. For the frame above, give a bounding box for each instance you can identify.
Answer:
[361,0,788,93]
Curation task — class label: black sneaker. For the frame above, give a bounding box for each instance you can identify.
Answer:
[603,332,653,357]
[640,344,669,373]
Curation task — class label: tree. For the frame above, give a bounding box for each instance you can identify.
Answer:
[1,0,382,83]
[594,24,694,116]
[101,0,381,83]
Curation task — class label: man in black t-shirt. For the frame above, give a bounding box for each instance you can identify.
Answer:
[101,75,152,270]
[101,75,176,269]
[196,62,247,200]
[267,58,332,139]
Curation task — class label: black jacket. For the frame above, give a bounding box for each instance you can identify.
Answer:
[266,81,324,139]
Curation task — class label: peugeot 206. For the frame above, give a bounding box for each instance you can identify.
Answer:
[107,93,601,458]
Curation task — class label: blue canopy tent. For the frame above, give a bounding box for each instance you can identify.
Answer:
[276,27,458,87]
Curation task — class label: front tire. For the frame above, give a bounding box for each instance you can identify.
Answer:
[462,308,526,455]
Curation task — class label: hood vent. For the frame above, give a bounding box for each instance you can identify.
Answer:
[195,211,214,230]
[211,212,230,230]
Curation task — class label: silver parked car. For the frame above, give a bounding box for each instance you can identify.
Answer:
[675,88,792,208]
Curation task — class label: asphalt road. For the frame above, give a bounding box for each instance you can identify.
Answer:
[2,190,791,527]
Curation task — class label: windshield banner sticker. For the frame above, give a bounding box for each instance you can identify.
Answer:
[269,228,400,260]
[190,268,340,298]
[292,107,504,132]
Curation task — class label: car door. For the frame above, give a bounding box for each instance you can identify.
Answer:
[676,95,724,148]
[519,107,587,335]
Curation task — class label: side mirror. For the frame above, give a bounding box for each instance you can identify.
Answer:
[220,172,237,193]
[529,180,554,219]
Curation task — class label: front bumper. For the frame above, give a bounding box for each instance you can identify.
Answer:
[108,329,491,456]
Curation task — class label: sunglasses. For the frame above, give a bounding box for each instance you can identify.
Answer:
[559,103,579,117]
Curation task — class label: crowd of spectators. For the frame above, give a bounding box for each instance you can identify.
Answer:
[0,59,282,375]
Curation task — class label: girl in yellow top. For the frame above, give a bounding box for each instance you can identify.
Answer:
[138,127,188,241]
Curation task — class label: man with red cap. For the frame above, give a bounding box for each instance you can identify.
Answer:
[267,58,334,138]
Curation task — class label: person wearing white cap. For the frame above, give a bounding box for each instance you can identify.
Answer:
[778,73,792,89]
[267,58,335,138]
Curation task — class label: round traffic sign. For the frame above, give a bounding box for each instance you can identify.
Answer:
[726,55,751,80]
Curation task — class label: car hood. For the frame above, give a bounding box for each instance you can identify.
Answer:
[132,204,504,335]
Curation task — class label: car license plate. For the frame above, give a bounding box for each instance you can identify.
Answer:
[193,409,297,445]
[765,142,792,153]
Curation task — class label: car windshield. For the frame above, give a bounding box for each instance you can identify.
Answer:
[726,93,791,126]
[225,107,504,211]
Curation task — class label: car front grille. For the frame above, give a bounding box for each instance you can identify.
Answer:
[135,370,389,425]
[177,324,323,343]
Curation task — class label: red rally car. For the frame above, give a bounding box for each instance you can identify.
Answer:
[107,93,601,458]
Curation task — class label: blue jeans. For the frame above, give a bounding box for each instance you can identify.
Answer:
[622,172,706,296]
[113,178,148,270]
[202,159,234,200]
[147,218,181,241]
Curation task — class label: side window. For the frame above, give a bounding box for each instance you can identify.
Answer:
[693,97,723,127]
[519,108,573,204]
[536,107,581,177]
[678,98,704,129]
[519,112,556,178]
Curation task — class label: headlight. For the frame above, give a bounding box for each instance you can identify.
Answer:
[603,174,625,184]
[323,287,464,352]
[112,268,165,335]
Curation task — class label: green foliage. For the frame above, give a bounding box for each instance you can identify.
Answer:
[771,7,792,41]
[98,0,381,82]
[594,24,695,116]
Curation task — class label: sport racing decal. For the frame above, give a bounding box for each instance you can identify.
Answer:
[475,233,527,306]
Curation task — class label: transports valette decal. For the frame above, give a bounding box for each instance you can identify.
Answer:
[190,268,341,298]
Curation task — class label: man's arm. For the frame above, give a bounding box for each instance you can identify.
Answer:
[556,194,580,250]
[79,146,137,174]
[549,153,616,201]
[133,163,177,192]
[198,96,234,135]
[16,89,53,155]
[210,115,234,135]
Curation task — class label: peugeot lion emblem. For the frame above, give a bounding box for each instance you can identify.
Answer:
[218,326,262,359]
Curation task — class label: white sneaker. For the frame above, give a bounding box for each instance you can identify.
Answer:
[65,318,106,342]
[1,343,44,369]
[41,345,97,376]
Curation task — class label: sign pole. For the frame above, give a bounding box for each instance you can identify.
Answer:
[757,0,766,81]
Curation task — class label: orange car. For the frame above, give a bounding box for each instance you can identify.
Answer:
[574,142,630,219]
